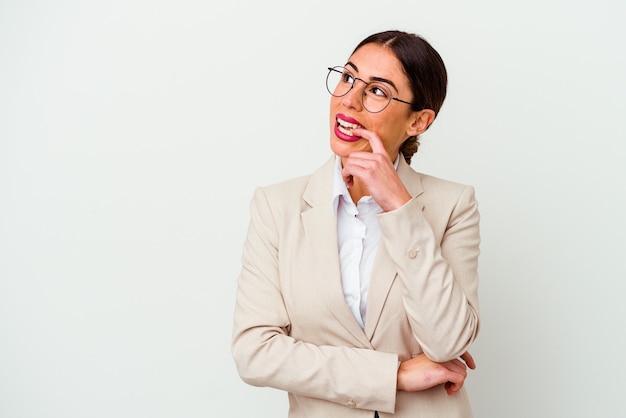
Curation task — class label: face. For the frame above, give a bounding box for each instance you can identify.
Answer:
[329,43,422,161]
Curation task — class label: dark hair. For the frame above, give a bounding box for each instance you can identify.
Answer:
[353,30,448,163]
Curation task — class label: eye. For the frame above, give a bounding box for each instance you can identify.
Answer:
[341,72,355,84]
[367,83,391,99]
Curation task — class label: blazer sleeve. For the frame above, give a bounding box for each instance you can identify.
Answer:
[231,187,399,413]
[376,184,480,362]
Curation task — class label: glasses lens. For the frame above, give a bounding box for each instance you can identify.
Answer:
[326,67,352,97]
[325,66,397,113]
[362,82,393,113]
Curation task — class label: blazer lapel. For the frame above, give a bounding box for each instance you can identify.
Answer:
[302,156,373,348]
[364,158,425,340]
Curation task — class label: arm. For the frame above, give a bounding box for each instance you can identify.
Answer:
[377,186,480,362]
[341,128,480,362]
[231,187,399,413]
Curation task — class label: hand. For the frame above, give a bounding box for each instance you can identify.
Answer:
[397,352,476,396]
[341,128,411,212]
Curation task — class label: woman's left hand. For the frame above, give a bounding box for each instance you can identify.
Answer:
[342,128,411,212]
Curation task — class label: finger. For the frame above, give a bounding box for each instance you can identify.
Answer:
[460,352,476,370]
[343,173,354,188]
[444,359,468,376]
[341,154,377,186]
[445,381,462,395]
[351,128,387,157]
[443,372,465,395]
[444,381,455,395]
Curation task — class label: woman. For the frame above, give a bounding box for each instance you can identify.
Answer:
[232,30,480,417]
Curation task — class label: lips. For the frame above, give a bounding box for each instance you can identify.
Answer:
[335,114,364,142]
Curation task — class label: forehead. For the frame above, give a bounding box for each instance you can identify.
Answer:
[347,43,407,84]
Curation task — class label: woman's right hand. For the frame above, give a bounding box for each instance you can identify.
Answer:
[396,352,476,395]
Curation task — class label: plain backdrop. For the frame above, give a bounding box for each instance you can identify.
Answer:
[1,0,625,417]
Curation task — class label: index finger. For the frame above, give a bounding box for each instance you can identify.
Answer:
[351,128,388,157]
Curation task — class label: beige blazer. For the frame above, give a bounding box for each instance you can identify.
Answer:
[232,155,480,417]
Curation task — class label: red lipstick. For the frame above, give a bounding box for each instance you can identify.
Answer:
[334,113,364,142]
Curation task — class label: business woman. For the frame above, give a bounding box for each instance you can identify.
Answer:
[232,30,481,417]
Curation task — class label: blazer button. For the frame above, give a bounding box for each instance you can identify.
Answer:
[346,400,356,408]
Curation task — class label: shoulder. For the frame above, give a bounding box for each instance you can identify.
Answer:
[252,173,312,208]
[398,157,476,203]
[249,156,335,214]
[410,170,478,218]
[417,172,475,196]
[261,172,312,194]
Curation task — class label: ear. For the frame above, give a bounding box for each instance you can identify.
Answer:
[406,109,436,137]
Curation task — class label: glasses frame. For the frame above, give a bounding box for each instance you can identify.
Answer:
[326,66,413,113]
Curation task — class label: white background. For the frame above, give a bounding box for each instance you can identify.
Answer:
[1,0,625,417]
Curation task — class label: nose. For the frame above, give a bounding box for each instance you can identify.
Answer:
[342,79,365,110]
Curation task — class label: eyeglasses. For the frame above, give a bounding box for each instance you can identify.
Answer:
[325,66,413,113]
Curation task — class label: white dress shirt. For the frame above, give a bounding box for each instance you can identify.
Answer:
[332,154,400,329]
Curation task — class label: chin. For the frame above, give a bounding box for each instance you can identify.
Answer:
[329,137,352,158]
[330,135,370,157]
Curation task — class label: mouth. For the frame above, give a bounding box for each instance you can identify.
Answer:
[336,115,364,138]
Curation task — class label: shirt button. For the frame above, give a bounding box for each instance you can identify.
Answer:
[346,400,356,408]
[407,248,419,259]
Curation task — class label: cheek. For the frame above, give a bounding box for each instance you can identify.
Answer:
[329,95,342,111]
[371,119,410,151]
[383,113,411,134]
[328,99,339,125]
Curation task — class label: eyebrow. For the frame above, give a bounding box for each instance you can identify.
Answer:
[345,61,400,92]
